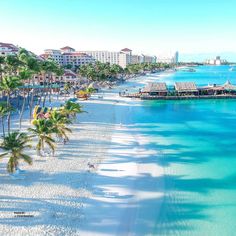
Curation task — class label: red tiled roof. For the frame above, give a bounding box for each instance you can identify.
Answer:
[64,72,77,77]
[64,69,77,76]
[121,48,132,52]
[40,53,50,58]
[60,46,75,50]
[0,42,18,50]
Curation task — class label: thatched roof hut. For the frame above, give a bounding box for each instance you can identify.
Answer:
[88,82,100,90]
[142,82,167,93]
[199,81,236,92]
[223,80,236,91]
[174,82,198,92]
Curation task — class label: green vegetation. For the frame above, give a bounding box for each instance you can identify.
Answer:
[78,61,124,81]
[0,50,85,174]
[0,132,32,173]
[78,61,173,82]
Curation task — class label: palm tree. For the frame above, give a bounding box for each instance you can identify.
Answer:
[28,119,55,156]
[49,110,72,143]
[0,102,14,138]
[4,55,21,75]
[40,60,58,106]
[18,68,32,129]
[0,76,23,134]
[0,131,32,173]
[55,67,64,100]
[63,83,70,100]
[0,56,5,80]
[60,100,84,119]
[18,50,41,121]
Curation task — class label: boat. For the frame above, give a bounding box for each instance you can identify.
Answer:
[178,68,196,72]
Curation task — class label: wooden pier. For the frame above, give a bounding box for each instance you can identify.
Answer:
[120,81,236,100]
[120,93,236,100]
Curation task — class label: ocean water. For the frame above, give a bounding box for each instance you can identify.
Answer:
[120,66,236,235]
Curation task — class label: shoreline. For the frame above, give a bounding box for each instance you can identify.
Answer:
[79,92,165,235]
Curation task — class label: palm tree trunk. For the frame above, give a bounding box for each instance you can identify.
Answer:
[42,77,49,107]
[29,89,35,122]
[6,93,11,135]
[1,117,5,137]
[42,137,44,155]
[42,89,47,107]
[19,91,26,130]
[49,74,53,104]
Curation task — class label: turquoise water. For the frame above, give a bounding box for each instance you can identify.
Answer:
[126,66,236,235]
[158,65,236,86]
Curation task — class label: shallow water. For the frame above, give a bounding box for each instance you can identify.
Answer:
[124,66,236,235]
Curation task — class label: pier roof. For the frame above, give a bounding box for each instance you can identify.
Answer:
[223,80,236,91]
[175,82,198,92]
[199,81,236,91]
[142,82,167,93]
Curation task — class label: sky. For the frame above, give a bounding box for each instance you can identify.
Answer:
[1,0,236,62]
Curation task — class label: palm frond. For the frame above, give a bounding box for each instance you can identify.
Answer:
[19,154,32,165]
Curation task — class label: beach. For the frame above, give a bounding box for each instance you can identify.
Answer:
[0,89,165,235]
[2,66,236,236]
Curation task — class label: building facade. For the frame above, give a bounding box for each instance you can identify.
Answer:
[41,46,157,68]
[205,56,227,65]
[156,51,179,64]
[79,48,133,68]
[0,42,19,56]
[40,46,95,68]
[78,50,120,65]
[34,69,80,86]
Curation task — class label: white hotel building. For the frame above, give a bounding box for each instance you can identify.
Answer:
[156,51,179,64]
[79,48,157,68]
[40,46,95,68]
[79,48,133,68]
[0,42,19,56]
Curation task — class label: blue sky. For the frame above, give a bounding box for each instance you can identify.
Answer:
[1,0,236,61]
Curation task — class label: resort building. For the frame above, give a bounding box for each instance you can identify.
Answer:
[0,42,19,56]
[41,46,157,68]
[156,51,179,64]
[205,56,228,65]
[79,48,157,68]
[34,69,80,86]
[79,48,133,68]
[139,54,157,63]
[174,51,179,64]
[78,50,120,65]
[131,54,156,64]
[40,46,95,68]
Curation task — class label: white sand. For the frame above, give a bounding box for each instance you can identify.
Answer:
[0,91,165,235]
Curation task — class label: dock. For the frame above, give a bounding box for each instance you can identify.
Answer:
[120,94,236,100]
[120,81,236,100]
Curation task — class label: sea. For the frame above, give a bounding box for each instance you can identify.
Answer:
[114,65,236,235]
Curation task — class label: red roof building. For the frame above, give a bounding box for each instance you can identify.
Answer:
[60,46,75,52]
[0,42,19,56]
[120,48,132,52]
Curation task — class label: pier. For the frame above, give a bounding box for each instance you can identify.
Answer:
[120,81,236,100]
